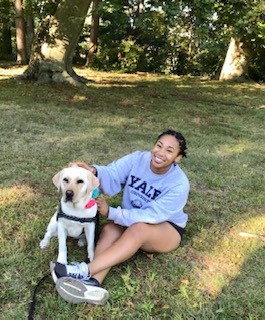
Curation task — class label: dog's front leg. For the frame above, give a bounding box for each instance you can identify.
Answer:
[57,221,68,264]
[84,223,95,262]
[40,214,57,249]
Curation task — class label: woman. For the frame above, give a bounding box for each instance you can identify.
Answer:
[53,129,190,305]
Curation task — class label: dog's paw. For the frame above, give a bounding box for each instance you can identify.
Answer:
[88,252,94,262]
[39,239,50,249]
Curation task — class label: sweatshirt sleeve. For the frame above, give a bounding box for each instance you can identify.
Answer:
[108,180,190,228]
[93,151,140,196]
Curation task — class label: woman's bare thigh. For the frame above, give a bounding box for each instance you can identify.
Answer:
[97,221,126,247]
[139,222,182,253]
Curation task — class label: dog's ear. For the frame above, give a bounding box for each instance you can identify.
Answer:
[87,171,100,194]
[91,173,100,189]
[52,170,63,190]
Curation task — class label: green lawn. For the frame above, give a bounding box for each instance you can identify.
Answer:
[0,65,264,319]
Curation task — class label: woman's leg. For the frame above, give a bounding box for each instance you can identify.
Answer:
[88,221,181,278]
[54,222,181,304]
[93,222,126,283]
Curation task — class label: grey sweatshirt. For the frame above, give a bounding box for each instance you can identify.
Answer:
[94,151,189,228]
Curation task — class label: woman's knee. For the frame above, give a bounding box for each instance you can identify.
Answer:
[99,222,125,243]
[127,222,150,239]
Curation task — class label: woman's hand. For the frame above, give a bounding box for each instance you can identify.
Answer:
[96,198,109,217]
[68,162,97,175]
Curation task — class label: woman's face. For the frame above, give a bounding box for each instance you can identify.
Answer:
[151,134,182,174]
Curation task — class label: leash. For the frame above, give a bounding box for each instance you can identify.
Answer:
[28,272,51,320]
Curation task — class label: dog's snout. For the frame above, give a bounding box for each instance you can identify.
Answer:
[65,190,74,201]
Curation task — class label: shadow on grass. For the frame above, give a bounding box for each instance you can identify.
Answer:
[0,65,264,109]
[1,65,264,234]
[0,64,264,318]
[195,245,265,319]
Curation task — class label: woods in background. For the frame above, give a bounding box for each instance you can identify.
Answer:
[0,0,264,84]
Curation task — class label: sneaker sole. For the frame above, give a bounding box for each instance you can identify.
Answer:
[56,277,109,305]
[50,261,58,284]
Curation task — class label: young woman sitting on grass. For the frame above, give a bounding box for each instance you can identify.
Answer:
[52,129,190,304]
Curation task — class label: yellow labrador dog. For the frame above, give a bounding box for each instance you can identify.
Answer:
[40,165,99,264]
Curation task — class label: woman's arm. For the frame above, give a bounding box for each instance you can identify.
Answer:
[108,182,190,228]
[93,151,140,196]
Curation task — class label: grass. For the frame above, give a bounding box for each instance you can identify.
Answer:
[0,64,264,319]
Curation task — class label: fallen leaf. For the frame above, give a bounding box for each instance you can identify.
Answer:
[146,253,154,260]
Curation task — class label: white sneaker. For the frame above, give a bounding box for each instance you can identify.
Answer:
[50,261,89,283]
[56,277,109,305]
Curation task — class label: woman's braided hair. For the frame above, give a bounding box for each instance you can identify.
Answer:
[156,130,187,158]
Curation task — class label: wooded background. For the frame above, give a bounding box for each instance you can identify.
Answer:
[1,0,265,84]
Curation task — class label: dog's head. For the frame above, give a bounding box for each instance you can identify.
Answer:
[52,166,99,205]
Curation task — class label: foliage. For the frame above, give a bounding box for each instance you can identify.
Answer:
[0,0,265,80]
[0,66,264,319]
[0,0,13,58]
[85,0,265,80]
[212,0,265,79]
[85,0,169,72]
[0,0,12,25]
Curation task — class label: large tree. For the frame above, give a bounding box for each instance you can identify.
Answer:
[219,37,252,81]
[23,0,92,86]
[15,0,28,64]
[86,0,100,66]
[217,0,264,81]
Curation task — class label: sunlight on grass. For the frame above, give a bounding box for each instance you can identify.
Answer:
[217,141,253,155]
[0,185,38,251]
[0,66,26,80]
[72,94,87,102]
[0,101,21,110]
[92,83,137,88]
[47,126,107,142]
[77,69,141,86]
[0,185,35,206]
[194,213,265,296]
[121,97,140,106]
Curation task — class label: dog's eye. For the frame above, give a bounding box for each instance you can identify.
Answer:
[63,178,69,183]
[77,179,84,184]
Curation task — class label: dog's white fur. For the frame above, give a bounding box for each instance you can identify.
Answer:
[40,166,99,264]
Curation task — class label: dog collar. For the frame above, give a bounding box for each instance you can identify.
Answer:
[85,199,96,209]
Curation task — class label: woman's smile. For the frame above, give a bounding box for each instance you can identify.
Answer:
[150,134,182,174]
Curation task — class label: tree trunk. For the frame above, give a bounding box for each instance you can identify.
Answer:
[23,0,92,86]
[86,0,100,66]
[14,0,28,64]
[219,37,252,81]
[25,16,34,57]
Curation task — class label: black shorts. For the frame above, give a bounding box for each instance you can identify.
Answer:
[167,221,185,240]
